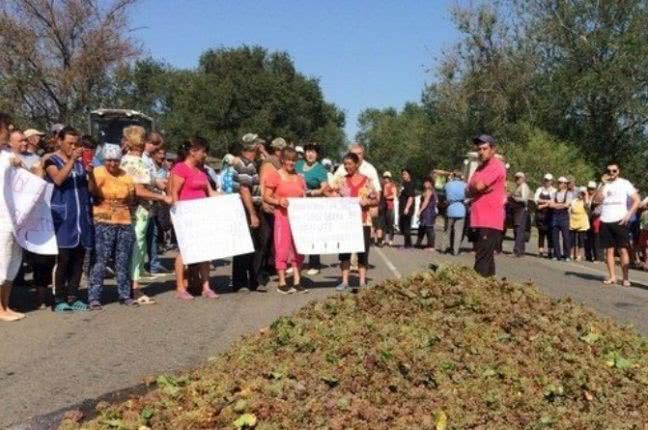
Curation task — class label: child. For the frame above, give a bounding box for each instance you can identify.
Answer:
[569,187,590,261]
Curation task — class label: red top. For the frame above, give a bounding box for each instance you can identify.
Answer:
[171,161,209,201]
[265,170,306,215]
[383,182,395,210]
[469,157,506,230]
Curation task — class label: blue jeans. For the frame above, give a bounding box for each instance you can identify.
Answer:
[89,223,135,303]
[552,213,571,259]
[146,216,164,273]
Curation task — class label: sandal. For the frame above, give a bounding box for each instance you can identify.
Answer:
[621,280,631,287]
[89,301,103,311]
[201,288,219,299]
[69,300,89,311]
[602,278,617,285]
[120,298,140,307]
[54,301,73,313]
[135,294,156,305]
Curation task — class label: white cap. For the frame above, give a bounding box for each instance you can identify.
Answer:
[543,173,554,181]
[587,181,597,189]
[514,171,525,178]
[295,145,304,153]
[579,186,587,193]
[558,176,568,183]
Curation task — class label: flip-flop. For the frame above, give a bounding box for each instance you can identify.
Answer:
[621,280,632,287]
[135,295,156,305]
[69,300,89,311]
[602,279,617,285]
[54,302,74,312]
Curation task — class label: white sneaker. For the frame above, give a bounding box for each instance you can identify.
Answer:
[307,268,320,276]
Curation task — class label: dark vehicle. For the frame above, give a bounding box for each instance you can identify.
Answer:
[89,109,153,146]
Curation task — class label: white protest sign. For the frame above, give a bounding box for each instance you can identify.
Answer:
[15,184,58,255]
[171,194,254,265]
[287,197,365,255]
[2,166,48,229]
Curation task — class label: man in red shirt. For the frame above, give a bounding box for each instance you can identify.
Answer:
[468,135,506,277]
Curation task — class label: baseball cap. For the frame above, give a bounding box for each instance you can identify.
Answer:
[557,176,568,183]
[321,158,332,168]
[383,171,392,178]
[295,145,304,154]
[50,123,65,135]
[514,171,525,178]
[472,134,496,145]
[271,137,287,150]
[543,173,554,181]
[587,181,597,189]
[241,133,263,151]
[24,129,45,139]
[579,186,587,193]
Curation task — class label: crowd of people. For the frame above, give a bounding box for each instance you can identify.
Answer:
[0,111,643,323]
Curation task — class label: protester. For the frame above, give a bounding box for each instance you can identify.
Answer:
[295,143,328,274]
[120,126,171,304]
[0,113,25,321]
[549,177,573,261]
[510,172,530,257]
[170,136,220,300]
[231,133,262,292]
[328,152,378,291]
[377,171,396,247]
[398,168,415,248]
[87,144,138,309]
[219,154,237,193]
[142,132,168,275]
[22,129,45,171]
[415,176,437,250]
[594,162,640,286]
[442,171,466,255]
[534,174,556,258]
[467,135,506,277]
[257,137,285,284]
[569,186,590,261]
[44,126,94,312]
[295,145,304,160]
[264,147,307,294]
[584,181,602,262]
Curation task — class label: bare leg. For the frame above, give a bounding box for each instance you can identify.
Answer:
[340,261,350,286]
[175,254,186,292]
[619,248,630,282]
[359,265,367,286]
[605,247,617,281]
[199,262,213,293]
[292,264,301,286]
[278,269,286,286]
[0,282,25,321]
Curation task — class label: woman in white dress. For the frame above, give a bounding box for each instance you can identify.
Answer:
[0,113,25,322]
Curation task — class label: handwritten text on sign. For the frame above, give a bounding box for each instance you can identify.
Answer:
[15,184,58,255]
[171,194,254,265]
[288,197,365,255]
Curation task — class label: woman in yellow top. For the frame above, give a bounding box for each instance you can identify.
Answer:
[87,144,138,309]
[570,186,591,262]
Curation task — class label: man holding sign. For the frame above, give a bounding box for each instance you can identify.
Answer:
[326,152,379,292]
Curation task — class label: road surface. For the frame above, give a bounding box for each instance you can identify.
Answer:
[2,234,647,428]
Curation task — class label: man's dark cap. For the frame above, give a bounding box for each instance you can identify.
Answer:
[472,134,496,145]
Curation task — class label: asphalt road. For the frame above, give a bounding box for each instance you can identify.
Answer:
[2,233,648,429]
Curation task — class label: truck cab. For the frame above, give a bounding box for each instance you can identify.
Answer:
[89,109,153,146]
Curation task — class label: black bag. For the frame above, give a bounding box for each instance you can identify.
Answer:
[155,203,172,232]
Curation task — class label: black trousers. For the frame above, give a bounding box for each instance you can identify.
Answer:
[253,211,274,281]
[232,223,260,290]
[552,216,571,259]
[399,214,412,247]
[474,228,502,277]
[585,228,602,261]
[53,246,86,302]
[416,225,435,248]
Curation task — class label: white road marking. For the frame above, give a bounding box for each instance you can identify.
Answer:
[375,247,402,279]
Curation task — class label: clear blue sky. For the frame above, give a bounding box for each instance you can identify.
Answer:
[129,0,460,140]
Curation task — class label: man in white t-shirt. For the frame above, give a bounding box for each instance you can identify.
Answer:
[594,162,640,286]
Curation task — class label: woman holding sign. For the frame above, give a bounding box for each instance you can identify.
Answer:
[327,152,379,292]
[170,136,219,300]
[264,147,307,294]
